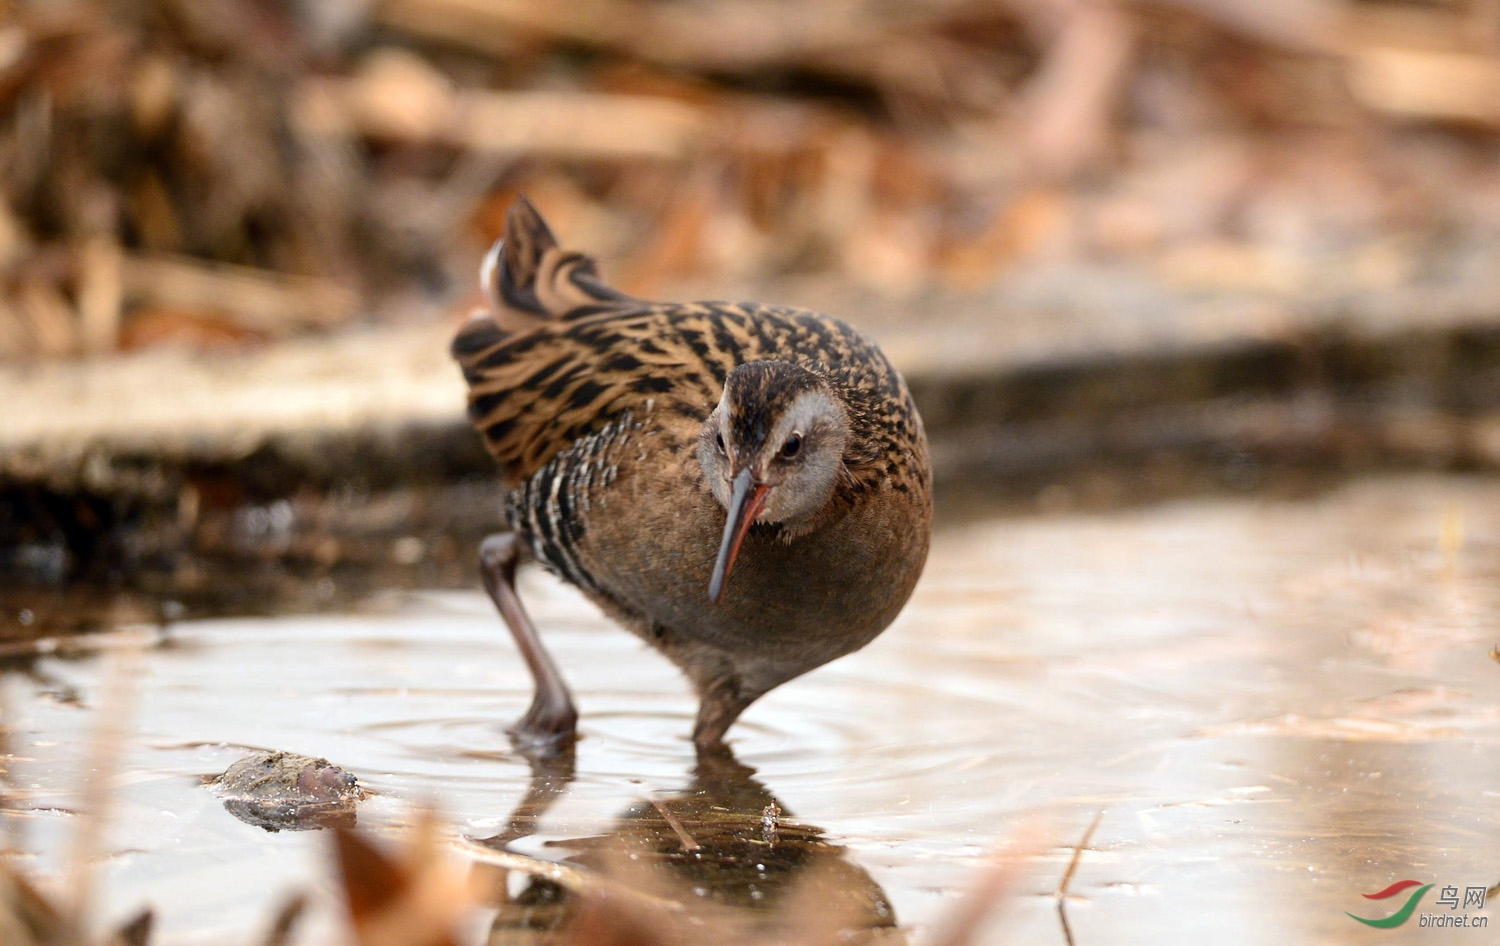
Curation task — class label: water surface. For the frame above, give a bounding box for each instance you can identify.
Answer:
[3,475,1498,943]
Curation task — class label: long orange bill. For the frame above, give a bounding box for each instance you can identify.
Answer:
[708,468,770,605]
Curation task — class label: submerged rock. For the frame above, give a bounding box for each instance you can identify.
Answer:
[213,750,361,832]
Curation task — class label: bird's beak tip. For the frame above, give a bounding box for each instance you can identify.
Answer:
[707,468,769,605]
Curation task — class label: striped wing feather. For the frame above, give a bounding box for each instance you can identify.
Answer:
[451,198,923,491]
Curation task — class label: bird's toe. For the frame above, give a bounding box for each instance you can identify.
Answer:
[508,698,579,757]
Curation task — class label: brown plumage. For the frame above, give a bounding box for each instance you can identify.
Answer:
[452,197,932,751]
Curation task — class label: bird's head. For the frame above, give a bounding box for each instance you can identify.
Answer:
[697,361,850,604]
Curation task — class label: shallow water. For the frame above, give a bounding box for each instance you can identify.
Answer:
[4,474,1500,943]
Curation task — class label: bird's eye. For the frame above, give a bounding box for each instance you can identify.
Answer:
[780,433,802,459]
[715,432,726,454]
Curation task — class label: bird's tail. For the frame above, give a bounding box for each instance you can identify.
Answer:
[450,197,646,480]
[484,195,634,321]
[452,196,636,371]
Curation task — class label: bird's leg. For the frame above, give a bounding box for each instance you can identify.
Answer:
[478,533,578,754]
[691,676,755,750]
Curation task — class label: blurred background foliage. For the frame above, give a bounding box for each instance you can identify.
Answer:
[5,0,1500,359]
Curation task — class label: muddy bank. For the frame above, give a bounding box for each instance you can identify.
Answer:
[8,273,1500,635]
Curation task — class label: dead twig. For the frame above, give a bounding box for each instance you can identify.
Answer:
[1347,46,1500,127]
[64,647,142,921]
[76,237,123,355]
[120,254,358,333]
[1012,3,1138,179]
[259,894,308,946]
[299,56,710,161]
[450,837,688,914]
[1057,809,1104,946]
[927,821,1051,946]
[647,796,700,852]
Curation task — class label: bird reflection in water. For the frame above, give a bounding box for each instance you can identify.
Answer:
[474,745,903,945]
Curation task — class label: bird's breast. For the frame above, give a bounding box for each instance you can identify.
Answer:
[575,438,931,667]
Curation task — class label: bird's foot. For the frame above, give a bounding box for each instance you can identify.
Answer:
[507,696,578,758]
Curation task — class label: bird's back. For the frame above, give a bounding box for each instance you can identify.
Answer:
[452,200,926,497]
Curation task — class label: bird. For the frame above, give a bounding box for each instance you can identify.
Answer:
[451,197,932,752]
